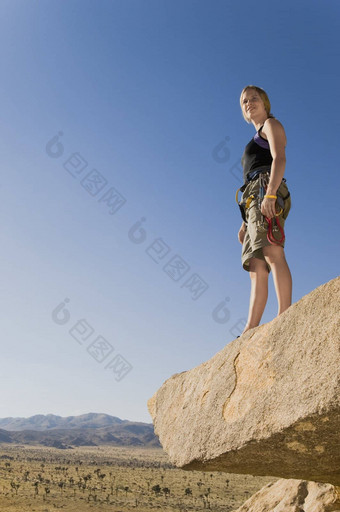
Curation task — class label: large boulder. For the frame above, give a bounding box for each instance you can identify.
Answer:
[148,277,340,485]
[234,479,340,512]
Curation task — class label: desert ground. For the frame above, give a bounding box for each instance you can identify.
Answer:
[0,444,276,511]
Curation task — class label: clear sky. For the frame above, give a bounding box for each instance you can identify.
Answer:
[0,0,339,423]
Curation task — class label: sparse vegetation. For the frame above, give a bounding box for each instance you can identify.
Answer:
[0,444,276,511]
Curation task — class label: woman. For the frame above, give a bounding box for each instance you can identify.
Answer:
[238,85,292,334]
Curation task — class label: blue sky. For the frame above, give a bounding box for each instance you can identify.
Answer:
[0,0,339,423]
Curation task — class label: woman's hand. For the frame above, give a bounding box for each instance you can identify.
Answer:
[238,223,246,244]
[261,197,277,219]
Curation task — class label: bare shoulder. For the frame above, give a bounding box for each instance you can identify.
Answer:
[262,118,287,146]
[264,117,285,129]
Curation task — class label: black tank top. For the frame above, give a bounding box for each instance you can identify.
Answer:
[241,125,272,182]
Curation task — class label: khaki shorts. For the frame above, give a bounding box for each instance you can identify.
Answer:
[241,178,291,272]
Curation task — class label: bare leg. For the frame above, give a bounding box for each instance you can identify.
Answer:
[242,257,269,334]
[263,245,292,315]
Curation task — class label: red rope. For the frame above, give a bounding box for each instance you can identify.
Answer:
[265,215,285,245]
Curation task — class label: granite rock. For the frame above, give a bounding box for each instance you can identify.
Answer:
[148,277,340,485]
[234,479,340,512]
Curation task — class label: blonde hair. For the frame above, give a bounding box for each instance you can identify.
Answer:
[240,85,275,124]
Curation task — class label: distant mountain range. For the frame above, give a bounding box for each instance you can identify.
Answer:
[0,413,160,449]
[0,413,125,431]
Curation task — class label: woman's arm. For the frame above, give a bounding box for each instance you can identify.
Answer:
[261,118,287,218]
[238,221,246,244]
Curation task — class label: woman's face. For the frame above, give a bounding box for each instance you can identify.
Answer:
[241,89,266,120]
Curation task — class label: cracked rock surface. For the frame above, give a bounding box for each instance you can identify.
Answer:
[148,277,340,485]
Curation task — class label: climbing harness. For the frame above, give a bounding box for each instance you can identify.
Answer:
[235,185,248,224]
[236,170,289,246]
[245,195,255,209]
